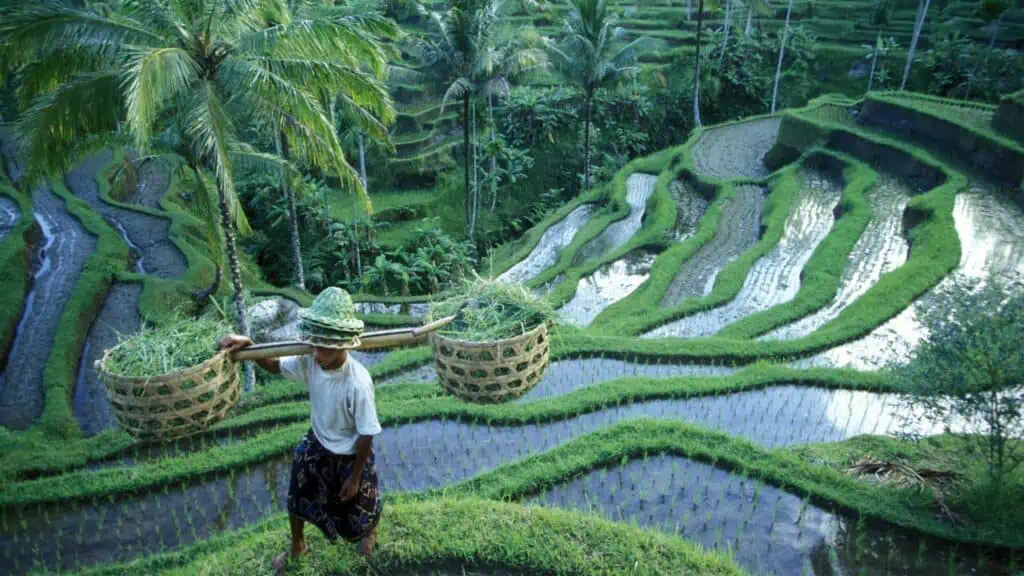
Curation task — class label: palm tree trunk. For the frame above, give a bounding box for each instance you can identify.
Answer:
[471,103,479,237]
[275,131,305,290]
[356,132,366,278]
[744,6,753,38]
[719,0,733,67]
[901,0,930,91]
[868,31,880,92]
[488,92,498,212]
[693,0,704,127]
[584,93,593,190]
[686,0,692,20]
[463,95,472,237]
[217,178,254,393]
[770,0,794,114]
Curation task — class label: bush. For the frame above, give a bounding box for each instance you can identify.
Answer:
[896,279,1024,495]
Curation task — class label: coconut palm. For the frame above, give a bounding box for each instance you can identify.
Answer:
[743,0,768,38]
[865,0,892,93]
[547,0,653,190]
[0,0,395,351]
[413,0,542,239]
[693,0,707,126]
[900,0,931,90]
[770,0,794,113]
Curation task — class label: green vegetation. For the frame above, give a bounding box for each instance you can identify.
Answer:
[102,315,232,378]
[0,177,32,364]
[430,278,556,341]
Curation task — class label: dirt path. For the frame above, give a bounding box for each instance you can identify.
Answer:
[646,171,842,338]
[763,175,911,341]
[691,118,781,180]
[802,185,1024,369]
[572,174,658,265]
[661,184,763,305]
[497,204,595,285]
[0,134,96,430]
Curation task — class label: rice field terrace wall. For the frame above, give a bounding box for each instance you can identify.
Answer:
[994,89,1024,147]
[0,178,34,367]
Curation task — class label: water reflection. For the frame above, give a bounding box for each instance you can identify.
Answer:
[557,252,656,326]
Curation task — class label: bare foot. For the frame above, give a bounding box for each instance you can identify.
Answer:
[272,541,307,576]
[358,528,377,557]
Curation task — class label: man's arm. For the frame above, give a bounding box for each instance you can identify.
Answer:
[218,334,281,374]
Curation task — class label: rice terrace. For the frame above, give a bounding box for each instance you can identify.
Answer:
[0,0,1023,574]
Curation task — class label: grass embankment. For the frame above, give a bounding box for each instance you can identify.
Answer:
[718,152,876,338]
[82,496,745,576]
[0,364,887,506]
[0,176,33,365]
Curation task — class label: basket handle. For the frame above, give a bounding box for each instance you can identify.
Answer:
[230,315,456,361]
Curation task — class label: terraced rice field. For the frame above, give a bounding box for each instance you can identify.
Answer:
[558,251,656,326]
[670,179,710,242]
[496,204,596,285]
[645,171,842,338]
[762,175,912,341]
[803,184,1024,369]
[662,184,764,305]
[691,118,781,180]
[0,196,17,242]
[573,174,657,265]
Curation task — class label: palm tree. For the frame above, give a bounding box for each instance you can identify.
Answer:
[693,0,707,126]
[900,0,931,90]
[0,0,394,388]
[967,0,1008,99]
[744,0,767,38]
[414,0,541,239]
[718,0,733,67]
[866,0,892,92]
[770,0,795,113]
[547,0,653,190]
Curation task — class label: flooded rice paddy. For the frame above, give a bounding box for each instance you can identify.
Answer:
[557,251,656,326]
[691,118,781,180]
[572,174,657,265]
[803,185,1024,369]
[662,185,764,306]
[0,384,964,573]
[763,175,912,341]
[645,172,842,338]
[496,204,595,285]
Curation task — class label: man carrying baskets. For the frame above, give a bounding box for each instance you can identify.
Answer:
[219,287,382,573]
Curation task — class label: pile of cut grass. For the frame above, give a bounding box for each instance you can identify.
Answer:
[103,315,233,378]
[429,278,556,342]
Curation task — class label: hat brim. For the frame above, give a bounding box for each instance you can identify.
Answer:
[299,313,364,333]
[302,333,362,350]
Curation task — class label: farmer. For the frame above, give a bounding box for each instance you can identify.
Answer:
[219,287,382,573]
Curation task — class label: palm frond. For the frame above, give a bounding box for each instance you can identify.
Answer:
[124,46,200,152]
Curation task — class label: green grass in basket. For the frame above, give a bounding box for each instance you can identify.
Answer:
[104,315,233,378]
[429,278,556,342]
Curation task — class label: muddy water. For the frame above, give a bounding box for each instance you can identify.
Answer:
[572,174,657,265]
[0,385,961,573]
[763,175,911,341]
[557,252,656,326]
[691,118,781,180]
[497,204,595,285]
[803,186,1024,370]
[0,196,18,244]
[662,185,764,305]
[671,179,710,242]
[0,185,96,430]
[645,172,842,338]
[66,153,186,279]
[534,455,1018,576]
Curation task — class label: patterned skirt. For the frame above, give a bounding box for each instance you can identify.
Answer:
[286,429,383,542]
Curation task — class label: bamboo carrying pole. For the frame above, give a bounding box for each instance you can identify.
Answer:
[230,315,457,361]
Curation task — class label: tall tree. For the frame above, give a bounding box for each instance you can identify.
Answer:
[718,0,733,67]
[900,0,931,90]
[967,0,1008,99]
[0,0,394,389]
[414,0,541,238]
[770,0,794,113]
[866,0,892,92]
[548,0,653,190]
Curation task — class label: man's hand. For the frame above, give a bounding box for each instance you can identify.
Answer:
[219,334,253,352]
[339,474,360,502]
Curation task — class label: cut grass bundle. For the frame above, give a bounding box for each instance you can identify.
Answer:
[103,315,232,378]
[429,278,556,343]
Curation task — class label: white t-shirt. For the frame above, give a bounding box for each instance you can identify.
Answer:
[279,355,382,455]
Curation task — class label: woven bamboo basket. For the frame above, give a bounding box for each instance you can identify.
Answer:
[98,349,240,441]
[430,322,550,403]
